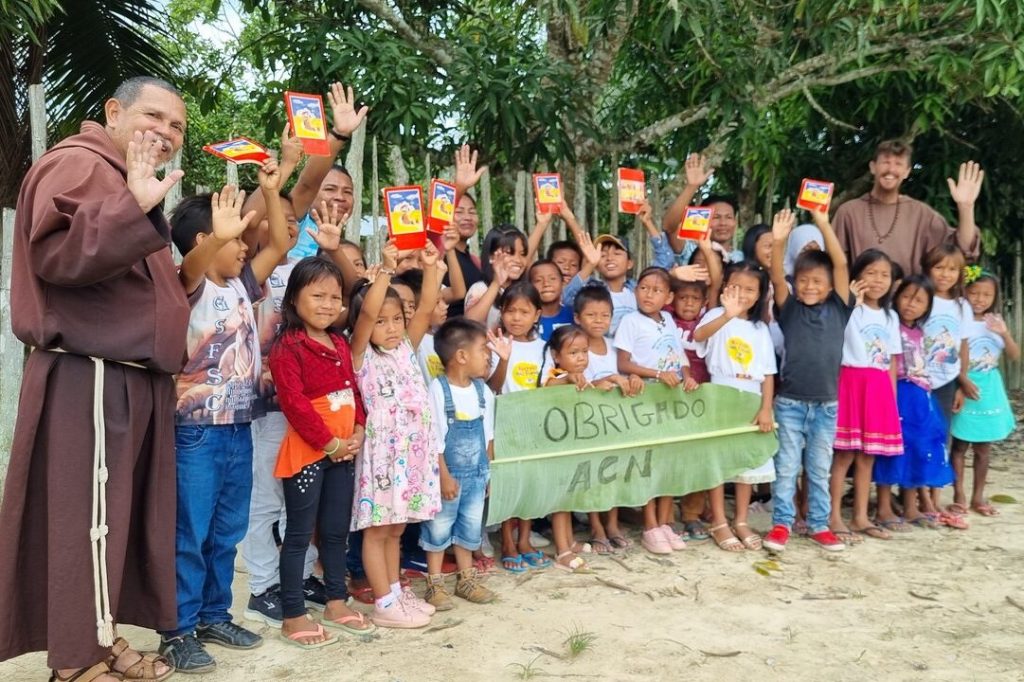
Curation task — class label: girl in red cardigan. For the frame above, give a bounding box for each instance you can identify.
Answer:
[269,257,375,648]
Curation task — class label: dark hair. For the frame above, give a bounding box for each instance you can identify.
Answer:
[112,76,182,105]
[921,244,966,298]
[346,277,404,333]
[688,244,724,269]
[671,278,708,298]
[499,280,542,312]
[792,250,834,282]
[573,283,613,315]
[874,139,912,160]
[965,273,1001,315]
[393,269,423,297]
[457,192,476,206]
[276,257,345,340]
[850,248,895,315]
[434,317,487,368]
[893,274,934,327]
[723,260,770,324]
[328,164,352,180]
[741,223,771,268]
[890,260,905,286]
[636,266,672,290]
[547,240,583,264]
[481,227,528,284]
[529,258,563,281]
[538,324,588,386]
[704,194,738,214]
[170,193,213,255]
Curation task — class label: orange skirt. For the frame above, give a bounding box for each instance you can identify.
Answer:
[275,389,356,478]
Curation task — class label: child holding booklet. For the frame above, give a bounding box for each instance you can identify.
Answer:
[763,207,852,553]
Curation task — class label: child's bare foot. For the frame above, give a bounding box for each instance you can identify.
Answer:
[323,600,373,632]
[282,615,332,646]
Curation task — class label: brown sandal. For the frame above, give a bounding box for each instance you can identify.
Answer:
[49,662,120,682]
[107,637,174,682]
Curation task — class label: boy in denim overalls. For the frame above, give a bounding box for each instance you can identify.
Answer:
[420,318,498,609]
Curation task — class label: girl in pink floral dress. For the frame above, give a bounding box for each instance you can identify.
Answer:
[349,241,442,629]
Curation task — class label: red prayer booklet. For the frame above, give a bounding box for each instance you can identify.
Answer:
[677,206,713,241]
[284,91,331,156]
[202,137,271,165]
[533,173,562,214]
[796,179,834,212]
[383,185,427,250]
[427,179,457,234]
[617,168,645,214]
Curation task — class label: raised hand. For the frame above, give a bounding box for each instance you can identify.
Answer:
[720,285,744,318]
[491,251,512,287]
[684,152,714,188]
[309,200,347,252]
[328,82,369,137]
[558,200,577,223]
[487,328,512,361]
[381,240,399,271]
[258,158,282,191]
[808,206,830,231]
[947,161,985,206]
[849,279,867,306]
[772,208,796,240]
[578,232,601,268]
[126,130,184,213]
[280,122,304,167]
[534,206,554,230]
[671,264,709,282]
[421,240,440,267]
[637,199,655,224]
[984,312,1009,335]
[454,144,487,191]
[441,224,460,252]
[210,185,256,241]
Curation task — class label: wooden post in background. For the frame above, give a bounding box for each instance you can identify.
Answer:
[367,135,381,264]
[514,171,527,233]
[28,84,46,161]
[344,120,367,244]
[573,161,586,234]
[1010,241,1023,390]
[476,167,492,256]
[225,161,238,187]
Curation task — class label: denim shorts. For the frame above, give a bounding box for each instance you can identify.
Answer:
[420,472,488,552]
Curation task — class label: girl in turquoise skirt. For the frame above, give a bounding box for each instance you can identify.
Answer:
[950,269,1020,516]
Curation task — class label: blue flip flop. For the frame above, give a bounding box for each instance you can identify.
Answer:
[501,554,528,573]
[521,551,552,569]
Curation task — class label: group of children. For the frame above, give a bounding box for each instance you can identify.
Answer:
[153,87,1019,672]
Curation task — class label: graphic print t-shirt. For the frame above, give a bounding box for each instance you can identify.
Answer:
[840,305,902,371]
[176,264,263,425]
[491,338,546,393]
[962,318,1005,373]
[613,310,687,375]
[922,296,970,389]
[254,260,297,414]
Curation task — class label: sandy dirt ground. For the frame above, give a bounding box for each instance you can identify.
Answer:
[3,400,1023,682]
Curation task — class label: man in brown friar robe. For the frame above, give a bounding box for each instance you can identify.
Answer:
[833,139,983,277]
[0,77,189,681]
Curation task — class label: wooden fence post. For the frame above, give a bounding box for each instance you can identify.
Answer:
[476,167,492,256]
[1,209,20,492]
[28,84,47,161]
[344,120,367,244]
[367,135,381,263]
[514,171,527,233]
[1010,241,1023,390]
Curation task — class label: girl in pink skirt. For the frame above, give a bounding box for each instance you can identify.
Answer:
[830,249,904,542]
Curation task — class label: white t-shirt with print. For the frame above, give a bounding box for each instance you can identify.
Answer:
[428,378,496,449]
[465,280,503,330]
[923,296,971,389]
[962,318,1005,373]
[417,332,446,383]
[695,307,777,391]
[613,311,687,375]
[609,288,637,336]
[585,340,619,382]
[841,305,902,370]
[491,337,546,393]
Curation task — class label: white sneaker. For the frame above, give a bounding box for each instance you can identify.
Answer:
[530,531,551,548]
[479,531,495,558]
[400,587,436,615]
[371,600,430,629]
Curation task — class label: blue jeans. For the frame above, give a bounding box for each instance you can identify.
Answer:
[165,423,253,636]
[420,473,488,551]
[772,397,837,532]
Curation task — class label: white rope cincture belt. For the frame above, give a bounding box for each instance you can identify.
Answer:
[47,348,148,647]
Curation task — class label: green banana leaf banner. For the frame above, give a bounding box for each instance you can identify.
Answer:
[487,383,778,524]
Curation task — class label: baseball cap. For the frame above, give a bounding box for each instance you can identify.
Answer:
[594,233,630,255]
